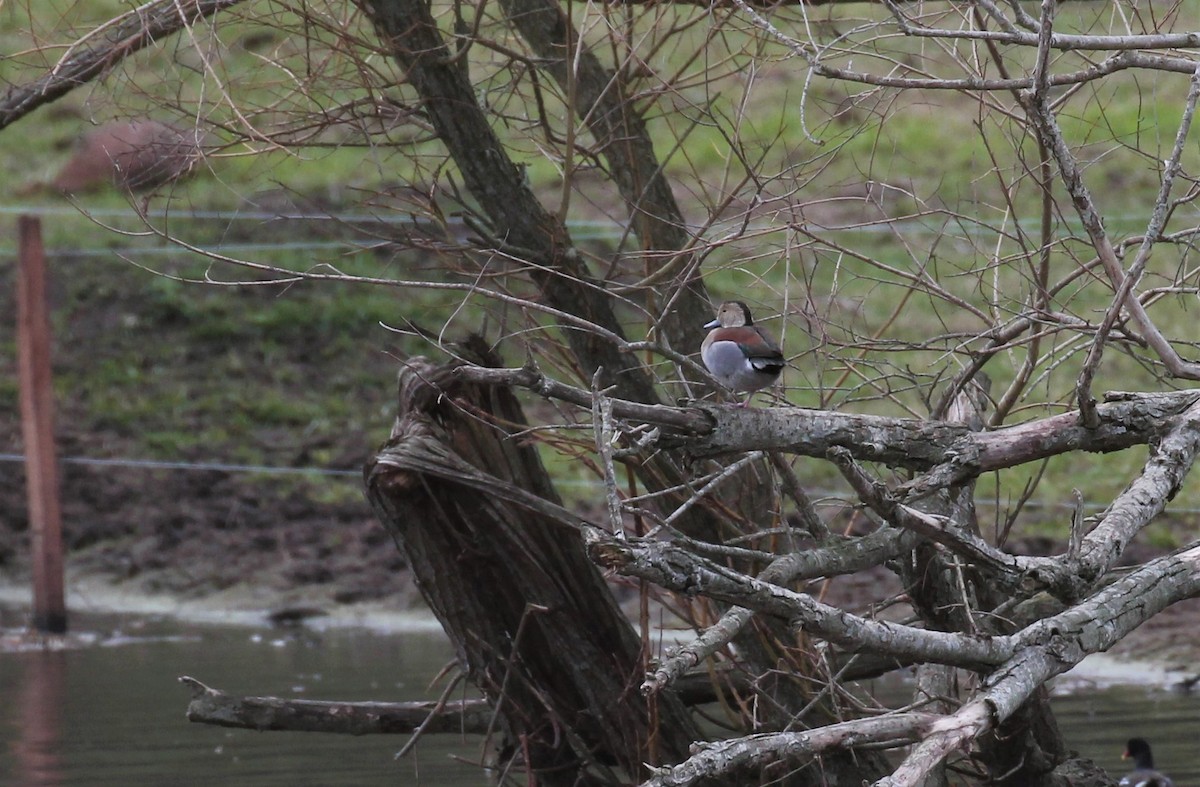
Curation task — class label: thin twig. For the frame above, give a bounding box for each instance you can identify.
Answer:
[1077,65,1200,422]
[592,369,626,537]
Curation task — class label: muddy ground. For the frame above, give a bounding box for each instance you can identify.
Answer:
[0,427,418,612]
[2,435,1198,676]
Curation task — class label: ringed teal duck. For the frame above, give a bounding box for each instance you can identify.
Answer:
[701,301,784,406]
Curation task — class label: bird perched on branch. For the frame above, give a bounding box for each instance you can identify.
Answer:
[1120,738,1172,787]
[700,300,785,407]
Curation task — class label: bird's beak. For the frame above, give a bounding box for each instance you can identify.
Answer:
[703,319,719,329]
[1122,751,1130,760]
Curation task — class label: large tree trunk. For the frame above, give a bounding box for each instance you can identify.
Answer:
[364,344,701,785]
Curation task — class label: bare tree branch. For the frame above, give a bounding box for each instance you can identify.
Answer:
[634,544,1200,786]
[828,447,1040,580]
[641,524,921,695]
[1070,398,1200,585]
[589,532,1015,669]
[453,363,1200,490]
[1077,65,1200,422]
[0,0,247,130]
[882,543,1200,786]
[1023,49,1200,381]
[640,713,937,787]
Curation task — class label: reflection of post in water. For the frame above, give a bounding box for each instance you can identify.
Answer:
[11,652,66,786]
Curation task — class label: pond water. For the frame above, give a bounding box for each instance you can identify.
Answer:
[1,605,1196,786]
[0,609,481,786]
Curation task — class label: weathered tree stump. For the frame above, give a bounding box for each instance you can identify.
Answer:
[364,349,700,786]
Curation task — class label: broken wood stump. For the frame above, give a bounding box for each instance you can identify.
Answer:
[363,350,701,786]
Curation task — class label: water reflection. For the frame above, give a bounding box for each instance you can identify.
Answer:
[9,651,66,786]
[1054,686,1198,784]
[1,612,483,786]
[1,608,1195,785]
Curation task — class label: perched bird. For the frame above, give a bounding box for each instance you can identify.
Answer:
[701,300,785,406]
[1120,738,1172,787]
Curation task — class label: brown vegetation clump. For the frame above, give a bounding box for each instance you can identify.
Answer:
[50,120,203,194]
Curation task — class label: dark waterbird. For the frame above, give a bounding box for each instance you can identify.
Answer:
[1120,738,1173,787]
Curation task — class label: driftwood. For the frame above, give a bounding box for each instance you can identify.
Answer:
[178,350,1200,785]
[351,354,1200,785]
[178,676,493,736]
[179,671,736,737]
[169,349,1200,785]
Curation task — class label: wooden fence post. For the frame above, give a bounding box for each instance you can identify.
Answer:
[17,215,67,633]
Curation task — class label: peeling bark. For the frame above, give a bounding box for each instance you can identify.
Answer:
[455,364,1200,483]
[363,351,700,785]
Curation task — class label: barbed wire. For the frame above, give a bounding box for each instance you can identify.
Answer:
[0,203,621,231]
[0,450,1182,514]
[1,240,369,257]
[0,452,360,478]
[0,202,1163,243]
